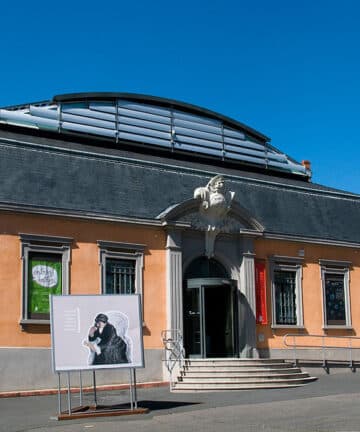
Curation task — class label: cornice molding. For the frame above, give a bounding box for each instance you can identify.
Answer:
[269,255,304,264]
[97,240,146,252]
[0,202,162,227]
[264,232,360,249]
[319,259,352,268]
[19,233,73,245]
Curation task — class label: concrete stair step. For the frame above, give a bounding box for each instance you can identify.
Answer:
[185,358,290,365]
[183,364,294,371]
[172,383,310,392]
[181,367,302,376]
[172,358,317,392]
[179,373,310,382]
[173,376,317,391]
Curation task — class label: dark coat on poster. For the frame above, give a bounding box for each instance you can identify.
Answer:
[89,323,129,365]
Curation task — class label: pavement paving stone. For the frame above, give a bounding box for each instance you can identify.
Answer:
[1,371,360,432]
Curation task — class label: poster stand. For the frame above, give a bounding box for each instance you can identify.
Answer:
[51,295,147,420]
[56,369,148,420]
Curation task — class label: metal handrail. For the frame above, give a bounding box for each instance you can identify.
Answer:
[283,333,360,370]
[161,329,185,390]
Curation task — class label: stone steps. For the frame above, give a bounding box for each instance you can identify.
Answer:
[185,358,288,364]
[180,372,307,381]
[183,360,294,368]
[172,382,314,392]
[184,364,295,371]
[172,358,317,392]
[182,368,303,376]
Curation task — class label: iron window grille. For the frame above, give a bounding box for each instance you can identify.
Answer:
[319,260,352,329]
[270,256,304,328]
[274,270,297,325]
[105,259,136,295]
[98,240,145,298]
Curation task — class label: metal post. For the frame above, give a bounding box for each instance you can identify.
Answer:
[322,335,328,372]
[67,372,72,415]
[132,368,138,409]
[79,371,83,406]
[349,338,354,370]
[57,373,62,415]
[166,347,173,391]
[93,371,97,406]
[129,368,134,410]
[293,335,297,366]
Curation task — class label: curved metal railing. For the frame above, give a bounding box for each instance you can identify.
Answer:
[161,329,185,390]
[283,333,360,370]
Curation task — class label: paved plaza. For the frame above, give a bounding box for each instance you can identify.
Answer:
[1,371,360,432]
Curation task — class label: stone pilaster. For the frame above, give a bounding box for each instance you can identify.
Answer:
[166,229,183,332]
[239,236,257,357]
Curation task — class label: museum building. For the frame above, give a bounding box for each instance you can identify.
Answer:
[0,92,359,392]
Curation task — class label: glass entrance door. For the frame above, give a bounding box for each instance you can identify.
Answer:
[184,278,237,358]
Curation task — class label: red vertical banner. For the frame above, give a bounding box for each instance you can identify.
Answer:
[255,260,267,324]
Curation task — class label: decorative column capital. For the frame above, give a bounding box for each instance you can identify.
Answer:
[166,229,182,250]
[243,251,256,258]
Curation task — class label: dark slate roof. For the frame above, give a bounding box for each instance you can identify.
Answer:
[0,128,359,244]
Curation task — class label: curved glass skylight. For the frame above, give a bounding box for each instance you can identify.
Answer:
[0,93,309,178]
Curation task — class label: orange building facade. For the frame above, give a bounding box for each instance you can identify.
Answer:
[255,240,360,353]
[0,93,359,392]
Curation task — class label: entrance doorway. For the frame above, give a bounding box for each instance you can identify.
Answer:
[183,258,238,358]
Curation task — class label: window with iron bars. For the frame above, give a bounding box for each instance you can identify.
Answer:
[319,260,351,328]
[274,270,297,325]
[270,256,303,328]
[105,259,136,295]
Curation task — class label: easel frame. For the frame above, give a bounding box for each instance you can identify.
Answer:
[50,295,147,420]
[56,368,148,420]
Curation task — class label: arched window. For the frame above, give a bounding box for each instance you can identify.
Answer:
[184,256,228,279]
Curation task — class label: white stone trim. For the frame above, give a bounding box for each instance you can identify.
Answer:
[165,229,183,332]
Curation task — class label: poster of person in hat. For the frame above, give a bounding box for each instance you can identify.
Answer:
[84,312,130,365]
[51,295,143,372]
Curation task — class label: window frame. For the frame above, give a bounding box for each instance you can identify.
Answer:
[98,241,145,297]
[319,259,352,329]
[270,256,304,328]
[20,233,72,326]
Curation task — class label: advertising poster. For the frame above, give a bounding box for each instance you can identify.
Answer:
[50,295,144,372]
[29,256,62,317]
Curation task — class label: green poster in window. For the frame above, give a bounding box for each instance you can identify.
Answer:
[29,258,62,314]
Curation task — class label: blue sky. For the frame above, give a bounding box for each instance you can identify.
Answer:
[1,0,359,192]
